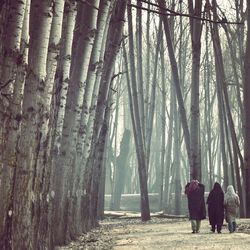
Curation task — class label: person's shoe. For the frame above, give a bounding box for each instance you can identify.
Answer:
[217,231,221,233]
[192,231,196,233]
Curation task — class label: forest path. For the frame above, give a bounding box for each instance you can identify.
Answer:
[110,218,250,250]
[57,217,250,249]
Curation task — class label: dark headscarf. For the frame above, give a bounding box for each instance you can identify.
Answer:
[213,182,223,192]
[185,180,199,195]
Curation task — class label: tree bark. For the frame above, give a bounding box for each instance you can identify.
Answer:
[244,0,250,218]
[80,0,128,230]
[0,1,29,248]
[146,20,162,168]
[157,0,191,175]
[71,2,113,231]
[127,0,150,221]
[188,0,202,181]
[12,1,53,248]
[53,0,100,243]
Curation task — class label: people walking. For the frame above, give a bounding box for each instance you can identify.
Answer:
[207,182,224,233]
[224,185,240,233]
[185,180,206,233]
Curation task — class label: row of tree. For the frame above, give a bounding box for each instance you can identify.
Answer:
[0,0,129,249]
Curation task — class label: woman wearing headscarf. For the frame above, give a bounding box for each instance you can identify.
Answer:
[224,185,240,233]
[185,180,206,233]
[207,182,224,233]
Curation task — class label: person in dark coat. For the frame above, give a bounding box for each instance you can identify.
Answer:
[185,180,206,233]
[207,182,224,233]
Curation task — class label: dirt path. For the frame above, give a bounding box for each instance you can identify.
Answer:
[57,217,250,249]
[110,218,250,250]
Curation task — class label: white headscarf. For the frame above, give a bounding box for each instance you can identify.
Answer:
[225,185,238,201]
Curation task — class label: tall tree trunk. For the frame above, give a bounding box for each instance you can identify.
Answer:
[0,1,29,248]
[49,2,77,247]
[157,0,191,175]
[12,1,53,248]
[52,0,77,151]
[0,0,26,126]
[173,90,181,215]
[71,1,113,234]
[146,20,162,168]
[244,0,250,218]
[136,0,145,143]
[145,2,151,128]
[127,0,150,221]
[88,96,112,227]
[53,0,99,244]
[204,20,213,189]
[188,0,202,181]
[32,1,65,248]
[80,0,129,230]
[159,41,166,210]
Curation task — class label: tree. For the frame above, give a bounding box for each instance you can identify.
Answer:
[12,1,53,248]
[53,0,100,243]
[244,0,250,218]
[188,0,202,181]
[82,0,129,226]
[0,0,28,248]
[126,0,150,221]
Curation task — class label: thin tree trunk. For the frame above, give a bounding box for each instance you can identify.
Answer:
[136,0,145,143]
[127,0,150,221]
[204,20,213,189]
[159,41,166,211]
[173,90,181,215]
[146,20,162,168]
[244,0,250,218]
[88,95,112,227]
[163,81,174,213]
[157,0,191,175]
[80,0,128,230]
[188,0,202,181]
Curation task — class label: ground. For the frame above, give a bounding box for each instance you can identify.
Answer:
[57,213,250,250]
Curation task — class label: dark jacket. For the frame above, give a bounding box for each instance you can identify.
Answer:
[185,183,206,220]
[207,183,224,225]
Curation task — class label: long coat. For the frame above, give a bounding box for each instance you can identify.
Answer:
[224,195,240,223]
[207,189,224,225]
[185,183,206,220]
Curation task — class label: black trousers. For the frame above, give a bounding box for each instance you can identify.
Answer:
[211,224,222,232]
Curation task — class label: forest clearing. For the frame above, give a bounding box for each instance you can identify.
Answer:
[57,216,250,249]
[1,0,250,249]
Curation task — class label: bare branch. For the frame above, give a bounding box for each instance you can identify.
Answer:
[128,0,244,25]
[111,71,126,83]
